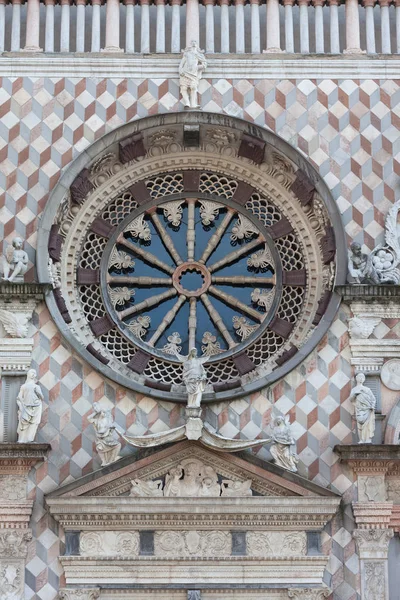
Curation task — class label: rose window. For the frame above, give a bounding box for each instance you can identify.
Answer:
[38,114,346,402]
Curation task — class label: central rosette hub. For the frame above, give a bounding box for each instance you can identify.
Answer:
[172,261,211,298]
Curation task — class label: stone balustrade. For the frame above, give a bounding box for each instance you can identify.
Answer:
[0,0,399,55]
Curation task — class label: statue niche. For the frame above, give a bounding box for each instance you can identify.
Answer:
[129,458,252,498]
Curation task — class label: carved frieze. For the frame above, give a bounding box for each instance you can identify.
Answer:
[0,475,26,501]
[287,590,331,600]
[58,589,100,600]
[0,559,24,600]
[154,531,231,558]
[79,531,139,557]
[247,532,307,558]
[0,530,31,558]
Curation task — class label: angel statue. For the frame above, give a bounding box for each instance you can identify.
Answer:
[16,369,44,443]
[1,237,28,283]
[179,40,207,109]
[347,242,380,284]
[269,416,299,473]
[175,347,209,408]
[88,402,122,466]
[349,373,376,444]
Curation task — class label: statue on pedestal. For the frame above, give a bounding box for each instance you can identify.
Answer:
[175,347,209,408]
[347,242,380,284]
[349,373,376,444]
[16,369,43,443]
[269,416,299,473]
[179,41,207,109]
[1,237,28,283]
[88,402,122,466]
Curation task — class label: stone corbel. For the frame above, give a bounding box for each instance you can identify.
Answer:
[0,282,50,374]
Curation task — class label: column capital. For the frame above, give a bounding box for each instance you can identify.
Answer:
[379,0,391,6]
[44,0,55,5]
[155,0,165,4]
[283,0,294,5]
[312,0,325,6]
[363,0,376,6]
[203,0,215,5]
[287,589,331,600]
[327,0,340,5]
[171,0,182,5]
[218,0,230,5]
[353,527,394,558]
[298,0,310,6]
[76,0,87,6]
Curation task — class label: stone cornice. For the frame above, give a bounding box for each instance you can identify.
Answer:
[60,555,329,586]
[0,282,50,303]
[2,54,400,79]
[46,496,341,531]
[335,445,400,463]
[0,442,51,474]
[335,285,400,303]
[352,502,394,529]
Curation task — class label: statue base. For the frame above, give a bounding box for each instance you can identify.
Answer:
[185,418,203,440]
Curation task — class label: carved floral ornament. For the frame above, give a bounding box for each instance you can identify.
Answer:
[37,113,346,402]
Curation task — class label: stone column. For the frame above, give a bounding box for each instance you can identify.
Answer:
[140,0,150,52]
[103,0,123,51]
[344,0,362,53]
[11,0,21,51]
[91,0,102,52]
[329,0,340,53]
[156,0,166,52]
[284,0,294,52]
[314,0,324,53]
[76,0,86,52]
[125,0,135,52]
[397,0,400,54]
[298,0,309,53]
[250,0,260,53]
[44,0,55,51]
[380,0,391,54]
[353,529,394,600]
[364,0,376,54]
[265,0,282,52]
[235,0,245,53]
[24,0,43,52]
[220,0,229,52]
[186,0,200,45]
[60,0,71,52]
[171,0,181,52]
[0,0,5,52]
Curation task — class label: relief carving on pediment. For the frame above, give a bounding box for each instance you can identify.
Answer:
[129,458,252,498]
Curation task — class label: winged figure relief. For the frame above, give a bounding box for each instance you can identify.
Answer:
[0,310,30,338]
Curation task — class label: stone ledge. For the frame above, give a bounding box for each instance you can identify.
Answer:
[0,282,50,303]
[1,54,400,79]
[0,442,51,474]
[335,444,400,462]
[335,284,400,302]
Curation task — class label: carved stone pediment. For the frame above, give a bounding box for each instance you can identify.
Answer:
[47,441,336,500]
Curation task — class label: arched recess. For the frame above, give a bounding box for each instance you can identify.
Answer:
[37,112,347,403]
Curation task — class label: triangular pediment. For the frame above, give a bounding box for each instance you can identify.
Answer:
[47,441,337,499]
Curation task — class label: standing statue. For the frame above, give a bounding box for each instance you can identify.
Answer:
[16,369,43,443]
[269,416,299,473]
[349,373,376,444]
[179,40,207,109]
[175,347,209,408]
[88,402,122,466]
[347,242,380,284]
[1,237,28,283]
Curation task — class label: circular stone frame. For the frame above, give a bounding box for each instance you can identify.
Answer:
[37,112,347,403]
